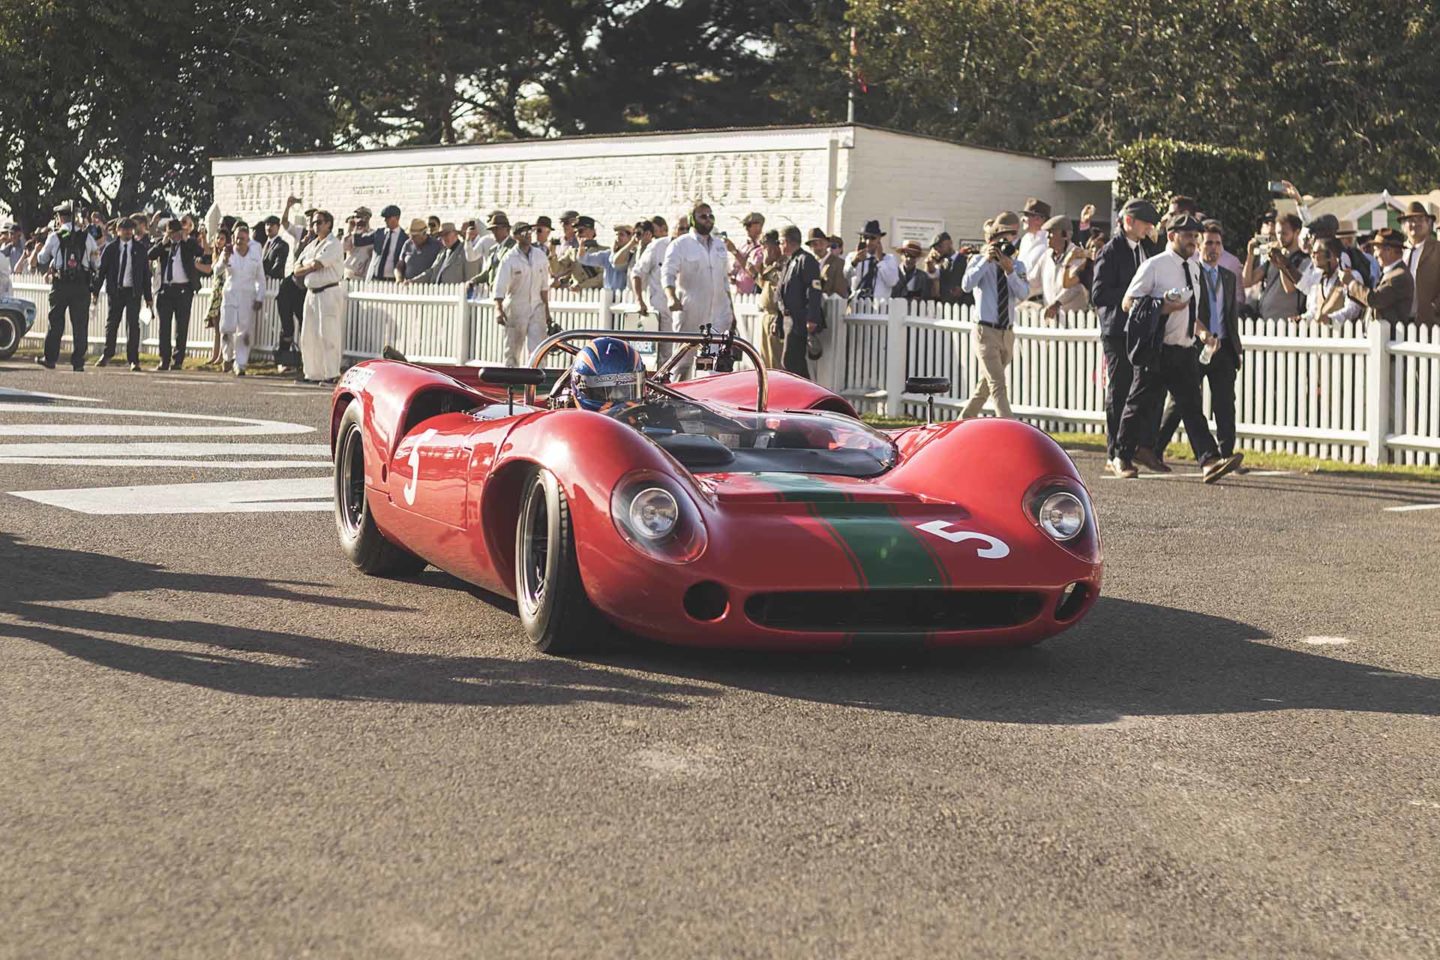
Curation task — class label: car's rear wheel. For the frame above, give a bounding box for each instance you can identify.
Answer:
[0,311,22,360]
[334,399,427,576]
[515,467,609,655]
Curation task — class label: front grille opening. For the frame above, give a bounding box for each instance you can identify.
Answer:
[684,581,729,622]
[745,590,1043,633]
[1055,582,1090,621]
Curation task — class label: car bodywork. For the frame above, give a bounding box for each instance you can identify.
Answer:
[330,332,1101,651]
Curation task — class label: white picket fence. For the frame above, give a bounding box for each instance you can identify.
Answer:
[15,277,1440,465]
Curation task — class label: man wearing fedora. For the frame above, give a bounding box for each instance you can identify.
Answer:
[1018,197,1052,296]
[1091,198,1163,467]
[845,220,900,301]
[397,217,441,281]
[1347,229,1414,325]
[893,240,930,300]
[806,228,850,298]
[1400,201,1440,325]
[777,225,825,379]
[958,214,1030,419]
[406,222,467,284]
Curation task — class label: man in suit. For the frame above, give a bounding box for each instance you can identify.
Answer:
[805,229,850,298]
[1348,229,1414,325]
[1154,221,1244,461]
[92,217,152,370]
[353,204,404,282]
[405,222,467,284]
[776,226,825,379]
[1090,198,1162,470]
[146,218,205,370]
[1400,201,1440,325]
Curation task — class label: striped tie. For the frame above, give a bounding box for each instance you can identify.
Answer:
[993,264,1009,328]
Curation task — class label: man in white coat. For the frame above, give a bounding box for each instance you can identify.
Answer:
[662,203,733,378]
[293,210,345,383]
[216,221,265,376]
[493,221,552,367]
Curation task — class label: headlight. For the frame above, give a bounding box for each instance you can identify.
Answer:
[611,470,708,563]
[1037,492,1085,541]
[628,487,678,540]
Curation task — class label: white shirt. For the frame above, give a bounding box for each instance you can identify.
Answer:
[464,234,490,264]
[1037,243,1090,312]
[1124,247,1203,346]
[343,237,372,280]
[662,231,734,330]
[0,251,11,298]
[297,234,343,290]
[219,243,265,305]
[1406,240,1428,317]
[37,229,101,273]
[372,227,403,279]
[165,244,188,285]
[1018,229,1049,294]
[117,240,134,288]
[493,244,550,305]
[1297,265,1362,325]
[633,236,671,315]
[844,251,901,299]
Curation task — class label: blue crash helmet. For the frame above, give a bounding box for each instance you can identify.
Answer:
[572,337,646,411]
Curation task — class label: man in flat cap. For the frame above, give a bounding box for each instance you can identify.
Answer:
[397,217,441,281]
[473,211,516,288]
[342,206,374,280]
[728,211,766,295]
[407,222,467,284]
[1018,197,1052,295]
[553,215,604,290]
[1116,213,1244,483]
[1091,198,1162,469]
[353,204,404,282]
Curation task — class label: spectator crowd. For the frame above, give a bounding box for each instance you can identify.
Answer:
[7,179,1437,473]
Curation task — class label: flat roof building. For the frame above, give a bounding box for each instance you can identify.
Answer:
[212,123,1118,245]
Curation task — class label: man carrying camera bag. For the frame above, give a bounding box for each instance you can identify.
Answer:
[959,212,1030,419]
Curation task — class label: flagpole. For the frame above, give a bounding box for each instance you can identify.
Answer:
[847,26,857,123]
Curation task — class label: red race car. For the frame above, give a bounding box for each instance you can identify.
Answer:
[330,329,1101,655]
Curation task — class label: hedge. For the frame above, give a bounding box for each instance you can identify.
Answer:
[1115,139,1273,252]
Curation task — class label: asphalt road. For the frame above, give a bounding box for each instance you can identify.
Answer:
[2,359,1438,960]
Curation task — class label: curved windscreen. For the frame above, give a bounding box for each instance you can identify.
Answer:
[605,399,896,477]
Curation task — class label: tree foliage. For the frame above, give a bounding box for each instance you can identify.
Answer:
[4,0,1439,229]
[1116,140,1271,244]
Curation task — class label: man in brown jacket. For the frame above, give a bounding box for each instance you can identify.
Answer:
[1400,200,1440,325]
[1348,229,1414,324]
[806,228,850,298]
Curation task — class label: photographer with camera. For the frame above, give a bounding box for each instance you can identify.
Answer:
[958,214,1030,419]
[844,220,900,302]
[145,216,205,370]
[925,232,972,305]
[1244,212,1306,319]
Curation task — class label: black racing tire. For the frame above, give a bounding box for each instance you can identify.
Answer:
[515,467,610,655]
[0,311,21,360]
[334,399,428,577]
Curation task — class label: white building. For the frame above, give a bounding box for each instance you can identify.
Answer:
[211,123,1117,245]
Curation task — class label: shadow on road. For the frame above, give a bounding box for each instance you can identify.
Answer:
[597,597,1440,724]
[1,533,711,708]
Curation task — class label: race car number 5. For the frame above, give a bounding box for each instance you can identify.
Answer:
[915,521,1010,559]
[402,429,437,506]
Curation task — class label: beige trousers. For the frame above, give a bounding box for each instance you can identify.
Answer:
[960,324,1015,419]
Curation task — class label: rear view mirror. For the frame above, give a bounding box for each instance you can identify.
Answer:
[904,377,951,424]
[479,367,546,386]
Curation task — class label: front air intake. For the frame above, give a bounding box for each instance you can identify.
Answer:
[744,590,1044,633]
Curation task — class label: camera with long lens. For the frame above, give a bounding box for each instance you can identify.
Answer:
[991,239,1017,259]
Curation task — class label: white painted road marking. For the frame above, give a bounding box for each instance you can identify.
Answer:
[12,477,333,514]
[1300,636,1351,646]
[0,387,102,403]
[1385,502,1440,513]
[0,404,313,437]
[0,458,330,469]
[0,442,330,457]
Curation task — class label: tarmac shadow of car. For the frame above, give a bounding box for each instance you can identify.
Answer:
[590,596,1440,726]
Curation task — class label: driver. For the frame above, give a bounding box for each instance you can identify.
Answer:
[572,336,647,412]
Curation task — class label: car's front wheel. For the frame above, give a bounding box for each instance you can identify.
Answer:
[515,467,609,655]
[0,311,22,360]
[334,399,427,577]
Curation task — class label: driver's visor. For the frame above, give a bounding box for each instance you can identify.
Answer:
[576,370,642,403]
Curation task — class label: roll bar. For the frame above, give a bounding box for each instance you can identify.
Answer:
[524,327,769,411]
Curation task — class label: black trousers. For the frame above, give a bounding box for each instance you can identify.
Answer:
[276,278,306,349]
[1156,343,1240,458]
[781,315,812,380]
[1118,343,1219,464]
[1102,332,1134,459]
[102,288,144,365]
[44,283,90,369]
[156,285,195,366]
